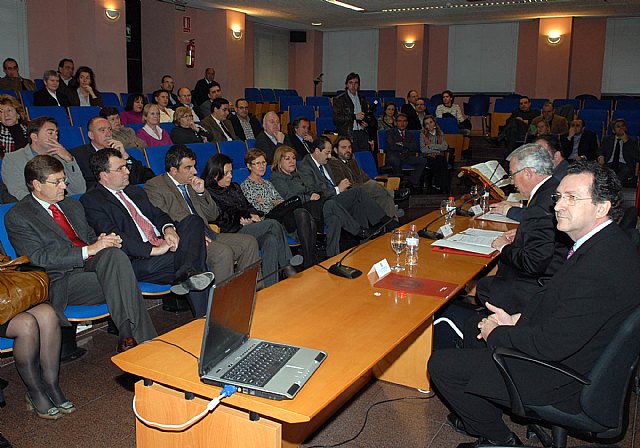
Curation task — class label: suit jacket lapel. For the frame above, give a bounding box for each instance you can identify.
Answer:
[25,195,71,244]
[163,173,194,216]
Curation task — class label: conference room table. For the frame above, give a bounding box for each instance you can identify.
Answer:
[112,211,515,447]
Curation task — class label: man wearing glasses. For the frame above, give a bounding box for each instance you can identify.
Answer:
[2,116,86,200]
[430,161,640,448]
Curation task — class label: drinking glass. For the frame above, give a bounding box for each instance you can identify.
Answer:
[390,230,407,271]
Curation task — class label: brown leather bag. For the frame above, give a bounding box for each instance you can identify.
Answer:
[0,255,49,325]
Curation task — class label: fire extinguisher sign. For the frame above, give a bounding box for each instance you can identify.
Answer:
[183,16,191,33]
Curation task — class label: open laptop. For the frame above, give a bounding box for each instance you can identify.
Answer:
[198,261,327,400]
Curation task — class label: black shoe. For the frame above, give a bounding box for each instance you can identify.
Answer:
[456,432,522,448]
[394,188,410,202]
[171,271,215,295]
[447,413,472,437]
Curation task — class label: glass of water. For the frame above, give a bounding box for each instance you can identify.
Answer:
[390,230,407,271]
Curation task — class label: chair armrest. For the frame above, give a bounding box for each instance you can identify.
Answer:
[492,347,591,416]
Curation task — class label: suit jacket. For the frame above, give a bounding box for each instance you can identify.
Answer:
[197,100,213,120]
[327,157,370,185]
[229,113,262,141]
[5,195,97,321]
[0,76,36,92]
[254,132,283,164]
[33,88,71,107]
[80,184,174,259]
[284,132,314,160]
[400,103,422,130]
[297,155,338,199]
[598,135,640,167]
[200,115,238,143]
[193,78,212,110]
[333,92,369,138]
[561,129,598,161]
[386,128,419,154]
[467,222,640,406]
[69,144,154,190]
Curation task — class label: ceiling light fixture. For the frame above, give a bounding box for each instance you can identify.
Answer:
[324,0,365,12]
[381,0,548,13]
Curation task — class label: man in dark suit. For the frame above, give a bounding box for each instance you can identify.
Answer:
[332,72,371,151]
[598,118,640,183]
[160,75,180,109]
[0,58,35,92]
[80,148,214,317]
[254,111,286,164]
[145,145,259,284]
[5,155,157,352]
[284,116,315,160]
[33,71,71,107]
[430,162,640,448]
[57,58,76,89]
[400,89,422,130]
[70,116,153,190]
[561,118,598,161]
[229,98,262,141]
[385,113,427,191]
[192,67,216,109]
[200,97,238,144]
[197,81,222,120]
[501,96,540,156]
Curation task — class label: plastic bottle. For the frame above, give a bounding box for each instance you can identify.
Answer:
[405,224,420,266]
[480,189,491,213]
[445,196,456,228]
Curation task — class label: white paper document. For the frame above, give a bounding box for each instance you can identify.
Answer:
[431,228,502,255]
[476,213,519,224]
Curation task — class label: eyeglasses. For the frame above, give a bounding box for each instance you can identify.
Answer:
[43,177,68,186]
[251,161,267,166]
[551,193,593,206]
[508,167,526,180]
[106,163,130,173]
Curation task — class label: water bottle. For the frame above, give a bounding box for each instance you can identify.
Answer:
[480,189,490,213]
[444,196,456,228]
[405,224,419,266]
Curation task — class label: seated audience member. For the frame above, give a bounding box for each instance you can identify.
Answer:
[70,116,154,189]
[254,111,286,164]
[160,75,179,109]
[385,113,428,192]
[298,136,394,235]
[597,118,640,184]
[153,89,175,123]
[0,94,28,155]
[420,115,451,193]
[229,98,261,141]
[136,104,172,147]
[562,118,599,161]
[201,153,297,287]
[80,148,214,317]
[193,67,216,109]
[145,145,259,284]
[199,98,237,143]
[328,136,402,219]
[435,90,471,135]
[6,155,157,353]
[531,101,569,137]
[271,145,373,260]
[197,81,222,120]
[400,90,422,130]
[430,162,640,448]
[120,93,147,125]
[285,116,315,160]
[33,70,71,107]
[240,149,317,267]
[0,58,36,92]
[57,58,76,89]
[2,116,85,199]
[175,87,200,122]
[99,107,147,150]
[68,66,103,107]
[378,102,397,130]
[501,96,540,156]
[332,72,371,151]
[415,98,428,130]
[525,118,551,143]
[170,106,211,144]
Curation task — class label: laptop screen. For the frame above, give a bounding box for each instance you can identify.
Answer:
[199,261,261,375]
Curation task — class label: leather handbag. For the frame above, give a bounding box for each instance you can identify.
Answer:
[0,255,49,325]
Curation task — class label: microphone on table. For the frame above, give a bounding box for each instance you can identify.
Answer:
[256,255,304,285]
[328,216,396,279]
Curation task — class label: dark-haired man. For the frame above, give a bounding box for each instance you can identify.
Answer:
[197,81,222,120]
[145,145,259,284]
[57,58,76,88]
[562,118,599,162]
[200,97,238,143]
[160,75,179,108]
[385,113,427,192]
[2,116,85,199]
[6,155,157,352]
[285,116,314,159]
[229,98,261,141]
[0,58,35,92]
[400,90,422,130]
[430,161,640,448]
[332,73,370,151]
[80,149,214,317]
[598,118,640,183]
[502,96,540,156]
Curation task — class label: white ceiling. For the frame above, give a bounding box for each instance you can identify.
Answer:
[182,0,640,30]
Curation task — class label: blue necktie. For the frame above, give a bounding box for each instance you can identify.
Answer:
[178,184,196,214]
[320,165,334,188]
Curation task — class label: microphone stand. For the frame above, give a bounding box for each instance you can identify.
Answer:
[256,254,304,285]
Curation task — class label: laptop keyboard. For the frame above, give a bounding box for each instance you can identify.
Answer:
[221,342,299,387]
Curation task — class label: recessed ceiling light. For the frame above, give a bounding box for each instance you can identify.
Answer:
[323,0,365,12]
[312,22,323,26]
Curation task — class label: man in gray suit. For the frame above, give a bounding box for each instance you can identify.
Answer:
[145,145,259,284]
[200,97,239,143]
[5,155,157,353]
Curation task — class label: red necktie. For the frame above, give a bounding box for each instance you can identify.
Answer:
[116,191,164,246]
[49,204,86,248]
[401,130,405,141]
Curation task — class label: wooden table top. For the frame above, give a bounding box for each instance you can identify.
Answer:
[112,212,515,424]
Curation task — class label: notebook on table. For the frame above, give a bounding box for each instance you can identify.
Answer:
[198,261,327,400]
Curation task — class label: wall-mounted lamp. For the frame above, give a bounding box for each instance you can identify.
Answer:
[403,41,416,49]
[104,8,120,21]
[231,25,243,40]
[546,32,561,45]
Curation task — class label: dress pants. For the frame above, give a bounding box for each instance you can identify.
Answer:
[66,247,157,342]
[386,153,427,187]
[606,162,632,184]
[206,233,259,284]
[334,187,387,229]
[238,219,292,287]
[130,215,210,317]
[358,181,396,218]
[322,199,361,257]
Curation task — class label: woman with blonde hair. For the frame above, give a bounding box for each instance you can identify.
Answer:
[0,94,28,156]
[136,104,172,147]
[170,106,211,144]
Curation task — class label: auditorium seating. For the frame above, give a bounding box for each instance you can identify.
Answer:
[305,96,331,108]
[218,140,248,168]
[69,106,101,128]
[186,142,217,176]
[58,126,85,149]
[101,92,122,107]
[27,106,71,126]
[145,144,173,174]
[20,90,34,107]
